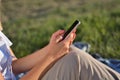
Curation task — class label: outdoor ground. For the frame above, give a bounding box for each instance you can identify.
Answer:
[1,0,120,59]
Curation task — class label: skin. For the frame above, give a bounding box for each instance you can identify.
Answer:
[0,21,76,80]
[0,21,3,31]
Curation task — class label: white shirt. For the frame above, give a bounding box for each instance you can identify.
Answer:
[0,31,16,80]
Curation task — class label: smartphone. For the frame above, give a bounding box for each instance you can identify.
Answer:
[61,20,81,40]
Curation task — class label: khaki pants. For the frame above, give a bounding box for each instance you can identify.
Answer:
[42,45,120,80]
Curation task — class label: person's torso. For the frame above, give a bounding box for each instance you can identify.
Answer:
[0,31,16,80]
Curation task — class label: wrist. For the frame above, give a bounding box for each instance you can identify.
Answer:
[45,44,57,61]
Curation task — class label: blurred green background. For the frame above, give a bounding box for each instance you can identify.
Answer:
[1,0,120,59]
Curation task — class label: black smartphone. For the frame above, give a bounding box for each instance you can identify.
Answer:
[61,20,81,40]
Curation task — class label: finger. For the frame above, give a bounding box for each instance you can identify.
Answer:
[68,33,74,40]
[51,30,64,42]
[72,33,76,41]
[70,33,76,45]
[63,33,74,44]
[56,35,63,43]
[69,33,75,45]
[53,30,65,38]
[72,29,76,33]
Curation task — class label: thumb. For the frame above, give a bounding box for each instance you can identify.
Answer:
[56,36,63,43]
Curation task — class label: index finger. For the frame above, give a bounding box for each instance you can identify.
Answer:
[53,30,65,37]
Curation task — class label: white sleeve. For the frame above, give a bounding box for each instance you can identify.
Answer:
[0,50,3,71]
[0,31,13,47]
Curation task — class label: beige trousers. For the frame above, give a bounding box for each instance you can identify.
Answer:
[41,45,120,80]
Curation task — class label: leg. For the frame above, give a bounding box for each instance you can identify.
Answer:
[41,45,120,80]
[70,45,120,80]
[41,46,80,80]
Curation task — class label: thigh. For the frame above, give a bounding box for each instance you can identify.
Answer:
[70,45,120,80]
[41,45,120,80]
[41,50,80,80]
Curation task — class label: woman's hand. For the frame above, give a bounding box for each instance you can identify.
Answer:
[47,30,76,60]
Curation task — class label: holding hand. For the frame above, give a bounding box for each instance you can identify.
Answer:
[47,30,76,60]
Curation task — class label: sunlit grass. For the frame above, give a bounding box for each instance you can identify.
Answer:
[2,0,120,59]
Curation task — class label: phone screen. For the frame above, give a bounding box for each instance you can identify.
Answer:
[62,20,80,40]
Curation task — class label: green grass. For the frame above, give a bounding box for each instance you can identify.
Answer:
[1,0,120,59]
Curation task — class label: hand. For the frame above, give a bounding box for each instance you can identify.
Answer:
[47,30,76,60]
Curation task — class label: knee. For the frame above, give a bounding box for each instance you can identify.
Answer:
[70,45,93,60]
[62,50,81,67]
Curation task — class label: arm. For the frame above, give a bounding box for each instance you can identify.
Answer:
[20,30,76,80]
[12,45,50,75]
[20,51,55,80]
[11,30,75,74]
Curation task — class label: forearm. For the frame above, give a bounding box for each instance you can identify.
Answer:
[20,55,55,80]
[12,45,50,74]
